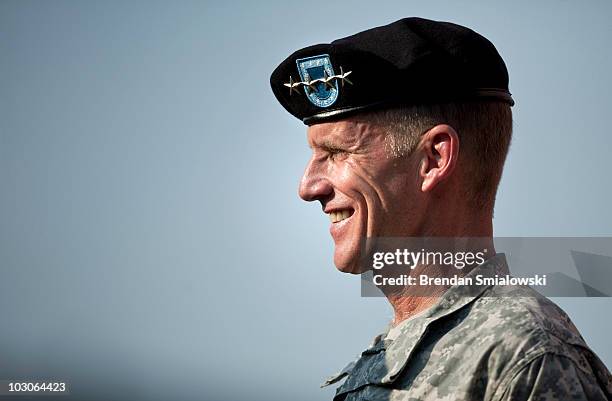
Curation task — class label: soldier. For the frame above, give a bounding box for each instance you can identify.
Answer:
[270,17,612,401]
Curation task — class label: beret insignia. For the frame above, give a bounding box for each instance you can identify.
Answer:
[284,54,353,108]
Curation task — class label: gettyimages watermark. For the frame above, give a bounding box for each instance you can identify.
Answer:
[360,237,612,297]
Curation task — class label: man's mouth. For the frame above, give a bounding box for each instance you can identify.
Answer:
[327,209,354,223]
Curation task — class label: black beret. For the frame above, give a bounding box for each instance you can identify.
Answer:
[270,17,514,125]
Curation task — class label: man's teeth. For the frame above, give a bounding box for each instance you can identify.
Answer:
[328,210,351,223]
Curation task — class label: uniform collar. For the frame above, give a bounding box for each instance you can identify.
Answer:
[322,253,510,394]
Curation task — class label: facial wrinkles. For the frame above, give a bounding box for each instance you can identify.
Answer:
[350,121,396,212]
[347,156,394,236]
[327,123,395,238]
[309,121,398,238]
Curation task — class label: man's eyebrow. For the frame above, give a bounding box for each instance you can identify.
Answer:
[310,139,346,151]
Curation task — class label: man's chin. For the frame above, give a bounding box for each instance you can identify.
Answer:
[332,239,367,273]
[333,254,366,274]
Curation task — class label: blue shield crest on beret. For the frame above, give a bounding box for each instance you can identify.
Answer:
[296,54,339,108]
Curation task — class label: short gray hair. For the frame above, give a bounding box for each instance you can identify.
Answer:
[356,101,513,211]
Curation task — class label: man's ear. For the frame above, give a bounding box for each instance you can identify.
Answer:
[418,124,459,192]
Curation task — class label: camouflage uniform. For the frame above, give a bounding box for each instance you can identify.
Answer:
[322,254,612,400]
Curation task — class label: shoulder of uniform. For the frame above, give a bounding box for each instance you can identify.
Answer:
[469,285,589,357]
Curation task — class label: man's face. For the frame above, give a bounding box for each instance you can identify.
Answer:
[299,118,425,273]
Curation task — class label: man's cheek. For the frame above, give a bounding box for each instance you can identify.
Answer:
[333,161,356,181]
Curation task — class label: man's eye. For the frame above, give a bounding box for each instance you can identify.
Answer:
[328,146,346,154]
[328,149,346,159]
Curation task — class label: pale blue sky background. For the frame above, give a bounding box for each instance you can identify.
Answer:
[1,1,611,400]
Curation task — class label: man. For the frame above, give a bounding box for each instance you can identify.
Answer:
[270,17,612,400]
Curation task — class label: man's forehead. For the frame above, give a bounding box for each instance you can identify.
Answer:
[306,119,374,147]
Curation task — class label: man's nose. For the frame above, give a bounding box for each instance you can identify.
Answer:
[298,157,333,202]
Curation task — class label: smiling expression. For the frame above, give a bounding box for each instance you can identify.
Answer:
[298,118,426,273]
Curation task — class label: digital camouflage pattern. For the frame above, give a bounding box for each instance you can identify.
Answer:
[322,254,612,400]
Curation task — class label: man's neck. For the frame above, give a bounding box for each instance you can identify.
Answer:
[388,293,445,327]
[383,233,495,327]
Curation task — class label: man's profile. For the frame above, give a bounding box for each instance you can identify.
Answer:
[270,17,612,401]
